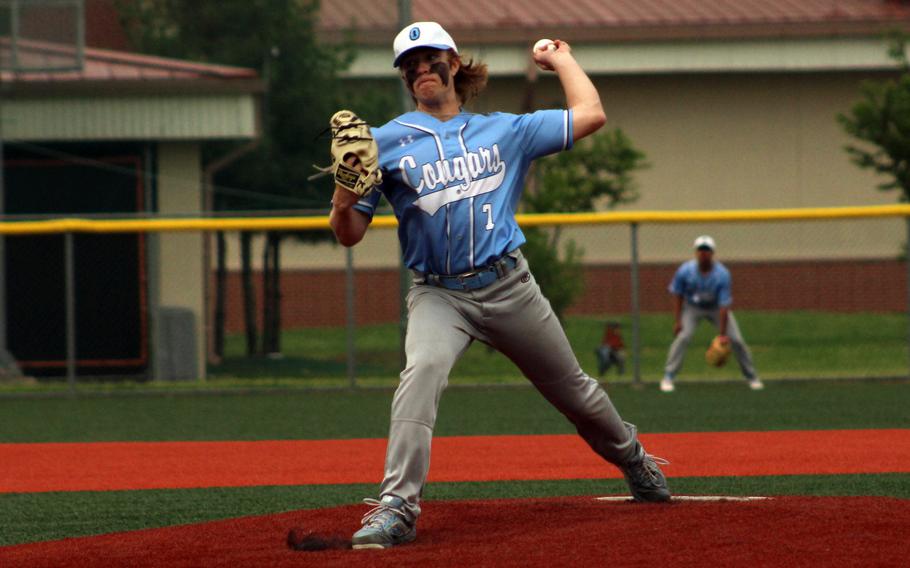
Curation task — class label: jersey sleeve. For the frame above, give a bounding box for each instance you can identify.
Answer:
[351,188,383,221]
[512,109,574,160]
[669,265,687,296]
[718,270,733,307]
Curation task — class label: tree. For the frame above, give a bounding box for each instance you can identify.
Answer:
[116,0,397,358]
[838,32,910,202]
[523,128,648,321]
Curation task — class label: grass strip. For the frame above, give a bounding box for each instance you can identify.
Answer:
[1,380,907,443]
[3,312,905,394]
[211,311,910,381]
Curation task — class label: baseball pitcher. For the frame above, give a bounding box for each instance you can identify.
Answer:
[661,235,764,392]
[328,21,671,549]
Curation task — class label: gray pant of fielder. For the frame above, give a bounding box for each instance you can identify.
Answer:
[380,251,639,521]
[664,303,757,380]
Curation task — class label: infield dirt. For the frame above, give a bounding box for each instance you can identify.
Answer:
[2,495,908,567]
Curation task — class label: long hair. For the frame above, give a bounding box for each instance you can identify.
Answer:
[452,53,488,105]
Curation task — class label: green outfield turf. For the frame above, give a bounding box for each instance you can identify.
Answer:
[209,311,909,385]
[2,381,908,442]
[1,381,908,547]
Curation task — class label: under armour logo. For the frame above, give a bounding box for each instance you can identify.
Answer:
[409,27,420,40]
[398,135,415,147]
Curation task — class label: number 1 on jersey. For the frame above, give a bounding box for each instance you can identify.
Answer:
[482,203,495,231]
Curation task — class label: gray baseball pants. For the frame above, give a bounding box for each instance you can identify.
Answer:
[380,250,639,521]
[664,303,757,380]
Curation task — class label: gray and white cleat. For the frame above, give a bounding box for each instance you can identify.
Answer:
[351,495,417,549]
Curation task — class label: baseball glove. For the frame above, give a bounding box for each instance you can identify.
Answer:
[313,109,382,197]
[705,336,731,367]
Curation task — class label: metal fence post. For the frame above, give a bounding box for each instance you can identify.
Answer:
[629,223,642,385]
[345,246,357,388]
[64,231,77,395]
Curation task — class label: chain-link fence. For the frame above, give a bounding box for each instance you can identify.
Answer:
[207,209,910,388]
[1,206,905,393]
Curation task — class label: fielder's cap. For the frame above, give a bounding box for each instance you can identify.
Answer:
[393,21,458,67]
[694,235,716,251]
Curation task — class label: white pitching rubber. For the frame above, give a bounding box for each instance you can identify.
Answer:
[596,495,771,502]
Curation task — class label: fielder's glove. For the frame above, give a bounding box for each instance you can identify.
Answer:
[705,336,731,367]
[314,109,382,197]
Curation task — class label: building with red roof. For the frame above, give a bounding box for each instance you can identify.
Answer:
[321,0,910,44]
[1,8,262,380]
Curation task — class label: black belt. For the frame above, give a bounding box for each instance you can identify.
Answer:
[417,254,519,291]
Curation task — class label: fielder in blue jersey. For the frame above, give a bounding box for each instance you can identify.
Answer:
[661,235,763,393]
[330,21,671,549]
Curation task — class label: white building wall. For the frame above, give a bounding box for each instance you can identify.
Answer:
[230,68,903,270]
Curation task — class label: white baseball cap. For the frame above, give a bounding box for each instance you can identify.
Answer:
[393,21,458,67]
[694,235,716,251]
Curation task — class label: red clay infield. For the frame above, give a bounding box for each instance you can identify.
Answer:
[2,429,909,493]
[2,496,909,568]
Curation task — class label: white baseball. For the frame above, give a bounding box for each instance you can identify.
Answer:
[533,38,556,53]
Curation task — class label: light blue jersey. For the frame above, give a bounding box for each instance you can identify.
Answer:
[669,260,733,308]
[354,109,573,275]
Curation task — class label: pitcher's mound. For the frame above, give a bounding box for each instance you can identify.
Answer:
[2,495,908,567]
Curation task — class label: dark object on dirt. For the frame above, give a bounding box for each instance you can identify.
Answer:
[287,528,352,551]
